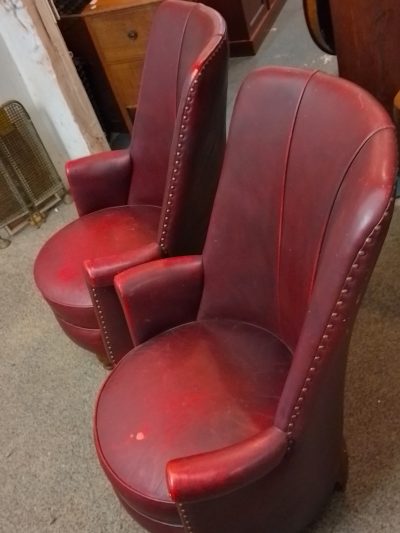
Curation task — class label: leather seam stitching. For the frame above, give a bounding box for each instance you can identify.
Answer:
[307,125,396,304]
[174,5,197,115]
[276,69,319,336]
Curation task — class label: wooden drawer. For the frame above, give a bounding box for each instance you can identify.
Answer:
[83,1,160,129]
[108,59,144,122]
[87,4,157,63]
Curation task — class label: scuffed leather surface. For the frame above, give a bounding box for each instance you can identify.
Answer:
[95,320,291,524]
[84,242,161,288]
[115,255,203,345]
[34,205,159,313]
[67,149,132,217]
[95,66,397,532]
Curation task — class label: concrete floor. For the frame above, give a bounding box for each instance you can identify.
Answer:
[227,0,337,118]
[2,1,400,532]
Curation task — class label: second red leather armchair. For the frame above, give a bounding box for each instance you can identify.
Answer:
[34,0,228,367]
[94,67,397,532]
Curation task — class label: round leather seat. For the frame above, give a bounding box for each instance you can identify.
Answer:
[34,205,160,350]
[95,319,292,525]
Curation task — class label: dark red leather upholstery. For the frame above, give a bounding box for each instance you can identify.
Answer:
[96,320,291,524]
[94,67,397,532]
[34,0,228,366]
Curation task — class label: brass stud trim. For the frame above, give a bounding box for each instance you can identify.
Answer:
[285,194,392,443]
[159,37,226,254]
[178,503,195,532]
[91,288,115,367]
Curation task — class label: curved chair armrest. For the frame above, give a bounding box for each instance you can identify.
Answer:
[166,427,287,503]
[114,255,203,345]
[84,242,162,288]
[67,149,132,216]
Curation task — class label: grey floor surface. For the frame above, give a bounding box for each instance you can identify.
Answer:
[2,1,400,532]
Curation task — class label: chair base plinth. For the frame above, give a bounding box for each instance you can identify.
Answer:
[55,314,107,360]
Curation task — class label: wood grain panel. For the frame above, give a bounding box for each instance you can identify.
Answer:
[108,60,144,125]
[84,0,160,129]
[87,4,155,63]
[330,0,400,113]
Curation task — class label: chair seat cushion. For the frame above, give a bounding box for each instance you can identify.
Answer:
[95,319,292,524]
[34,205,160,328]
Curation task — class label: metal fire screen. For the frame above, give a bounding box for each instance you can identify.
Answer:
[0,101,66,247]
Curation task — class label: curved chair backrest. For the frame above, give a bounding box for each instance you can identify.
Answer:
[199,67,396,351]
[129,0,228,255]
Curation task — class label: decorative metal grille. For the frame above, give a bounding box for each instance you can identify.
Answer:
[0,101,66,247]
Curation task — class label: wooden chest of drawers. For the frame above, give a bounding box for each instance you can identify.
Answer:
[82,0,161,129]
[73,0,286,132]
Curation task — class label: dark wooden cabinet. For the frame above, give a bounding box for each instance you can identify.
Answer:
[57,0,287,135]
[329,0,400,115]
[58,14,126,135]
[202,0,287,55]
[56,0,160,134]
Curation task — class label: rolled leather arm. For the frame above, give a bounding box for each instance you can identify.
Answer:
[84,242,162,288]
[167,427,287,503]
[66,148,132,216]
[114,255,203,345]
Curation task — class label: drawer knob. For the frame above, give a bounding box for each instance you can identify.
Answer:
[127,30,138,41]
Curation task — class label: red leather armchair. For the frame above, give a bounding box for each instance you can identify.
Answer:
[34,0,228,367]
[94,67,397,532]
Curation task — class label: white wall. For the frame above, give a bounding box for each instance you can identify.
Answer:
[0,34,68,178]
[0,1,92,179]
